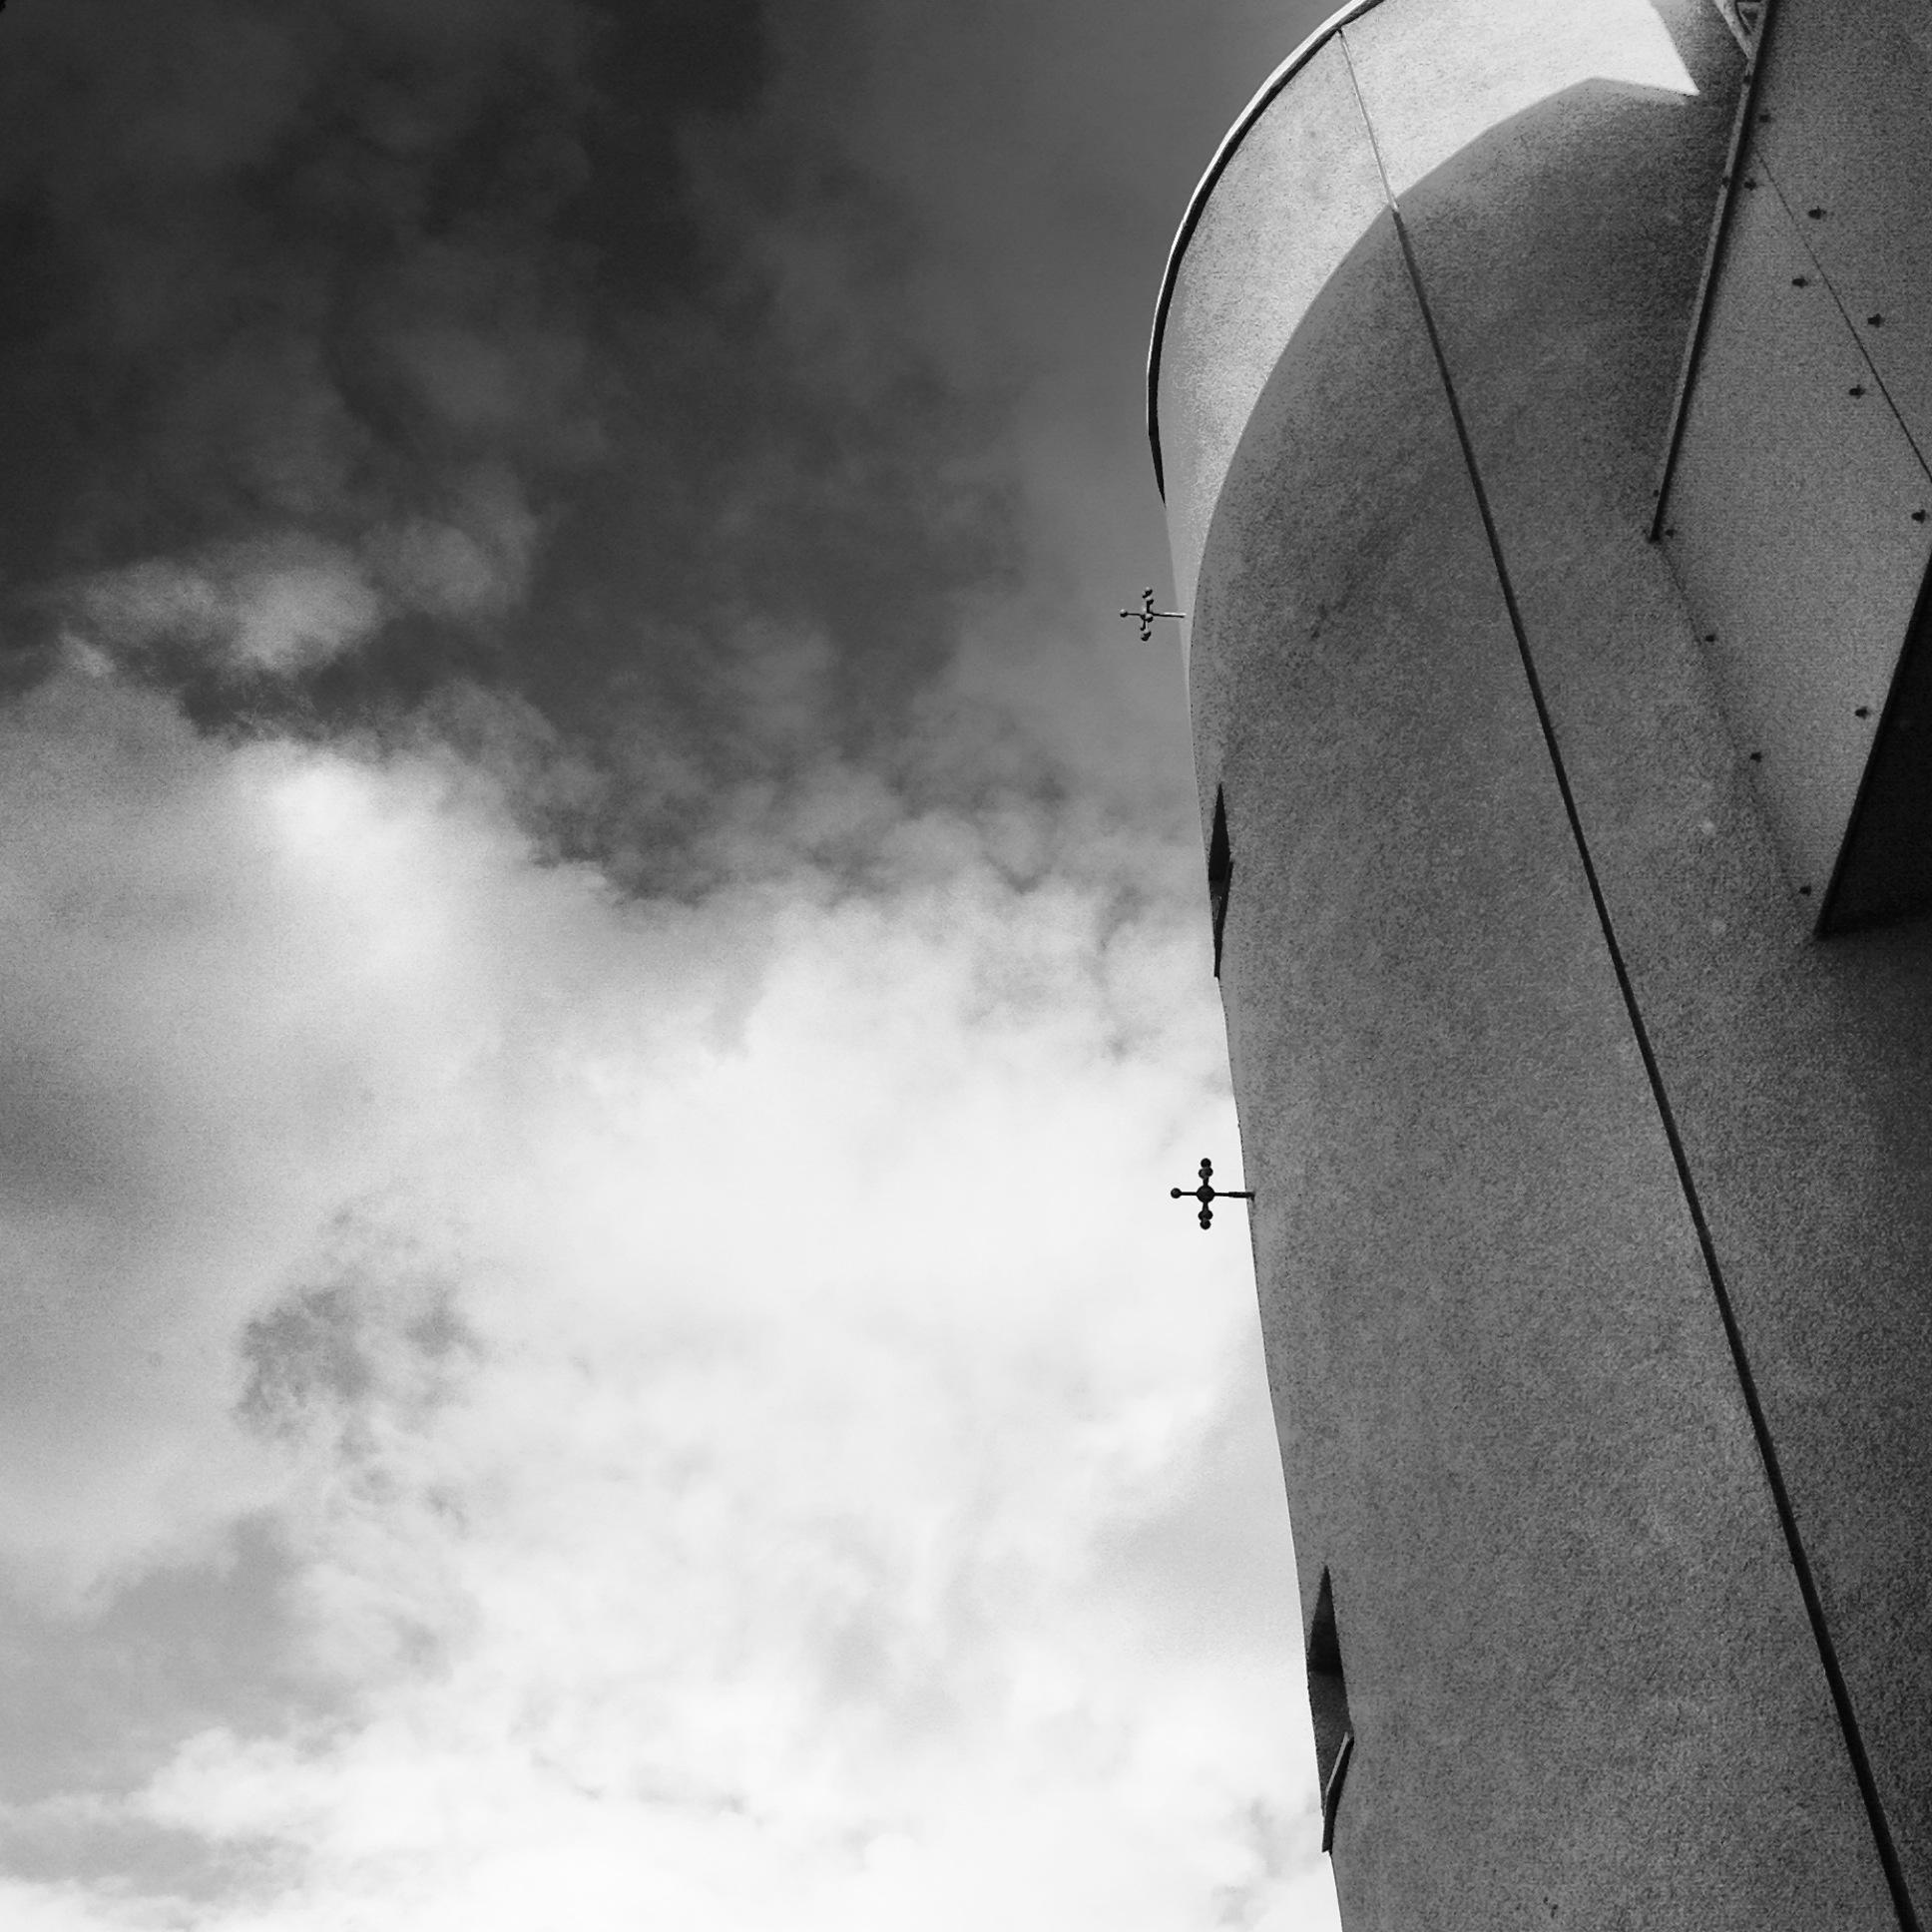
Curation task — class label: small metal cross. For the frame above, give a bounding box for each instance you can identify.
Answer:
[1120,587,1188,642]
[1171,1157,1254,1229]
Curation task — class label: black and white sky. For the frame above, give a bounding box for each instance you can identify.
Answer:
[0,0,1343,1924]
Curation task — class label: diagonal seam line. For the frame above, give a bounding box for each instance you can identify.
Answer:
[1335,31,1921,1931]
[1755,153,1932,482]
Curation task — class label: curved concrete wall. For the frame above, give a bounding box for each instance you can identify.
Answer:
[1154,1,1932,1925]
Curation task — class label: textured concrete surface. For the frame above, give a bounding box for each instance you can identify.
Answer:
[1158,37,1386,660]
[1155,0,1932,1923]
[1475,0,1932,1904]
[1750,0,1932,460]
[1660,0,1932,921]
[1660,173,1928,899]
[1832,618,1932,927]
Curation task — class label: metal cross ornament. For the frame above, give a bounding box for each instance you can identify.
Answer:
[1120,587,1188,642]
[1172,1157,1254,1229]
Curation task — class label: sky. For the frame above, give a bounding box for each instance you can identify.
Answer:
[0,0,1343,1926]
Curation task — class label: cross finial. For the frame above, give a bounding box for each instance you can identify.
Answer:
[1120,587,1187,642]
[1171,1156,1255,1229]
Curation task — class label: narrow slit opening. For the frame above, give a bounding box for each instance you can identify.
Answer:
[1208,786,1232,979]
[1307,1569,1355,1854]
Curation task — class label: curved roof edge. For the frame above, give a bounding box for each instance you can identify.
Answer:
[1146,0,1388,499]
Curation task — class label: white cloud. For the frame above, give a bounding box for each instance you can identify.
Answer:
[0,673,1336,1929]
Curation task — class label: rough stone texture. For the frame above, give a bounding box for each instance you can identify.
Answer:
[1156,0,1932,1923]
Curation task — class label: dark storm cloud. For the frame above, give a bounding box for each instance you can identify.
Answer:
[0,0,1326,891]
[0,0,606,563]
[0,0,1021,882]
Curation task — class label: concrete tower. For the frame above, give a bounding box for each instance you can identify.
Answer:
[1151,1,1932,1924]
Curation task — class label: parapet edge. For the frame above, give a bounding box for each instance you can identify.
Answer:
[1146,0,1390,499]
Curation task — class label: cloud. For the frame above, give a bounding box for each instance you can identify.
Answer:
[72,542,384,675]
[0,671,1331,1926]
[0,673,511,1595]
[368,466,543,624]
[0,0,1311,862]
[0,1,1351,1924]
[0,0,604,689]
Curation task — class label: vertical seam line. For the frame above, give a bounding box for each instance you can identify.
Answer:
[1336,32,1919,1931]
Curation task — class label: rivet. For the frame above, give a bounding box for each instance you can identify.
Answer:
[1665,526,1678,538]
[1799,884,1813,896]
[1856,706,1872,719]
[1808,207,1826,220]
[1745,177,1759,190]
[1869,314,1885,326]
[1749,751,1763,762]
[1914,510,1928,523]
[1792,275,1809,287]
[1851,384,1867,397]
[1757,109,1772,123]
[1702,632,1717,643]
